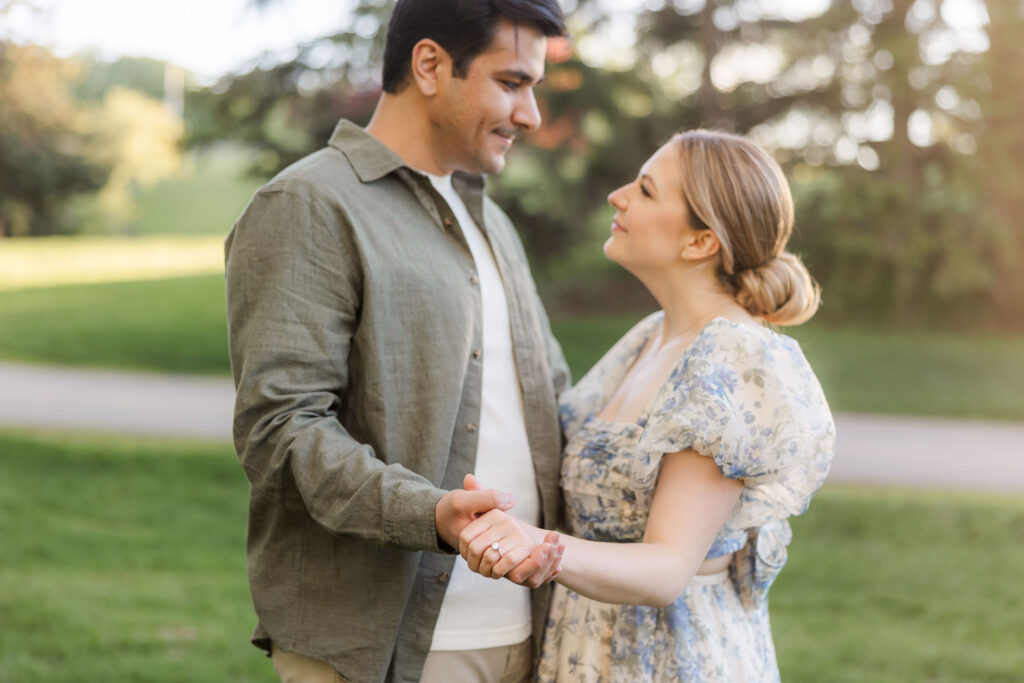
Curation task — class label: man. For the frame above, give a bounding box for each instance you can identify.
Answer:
[224,1,570,681]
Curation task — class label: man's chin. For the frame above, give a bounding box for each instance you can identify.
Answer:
[484,158,507,174]
[477,150,508,175]
[453,152,507,176]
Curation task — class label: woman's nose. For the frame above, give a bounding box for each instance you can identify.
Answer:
[607,185,628,209]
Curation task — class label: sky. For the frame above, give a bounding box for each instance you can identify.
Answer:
[2,0,355,80]
[1,0,835,79]
[2,0,990,82]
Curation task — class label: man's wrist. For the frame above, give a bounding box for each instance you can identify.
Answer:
[434,489,458,552]
[436,534,456,553]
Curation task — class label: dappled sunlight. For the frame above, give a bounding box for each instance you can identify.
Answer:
[0,235,225,290]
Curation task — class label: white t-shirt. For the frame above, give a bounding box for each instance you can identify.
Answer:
[423,171,540,651]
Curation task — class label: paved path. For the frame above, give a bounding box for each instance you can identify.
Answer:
[2,362,1022,493]
[0,362,234,442]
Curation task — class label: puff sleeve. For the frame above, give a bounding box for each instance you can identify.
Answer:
[634,321,835,533]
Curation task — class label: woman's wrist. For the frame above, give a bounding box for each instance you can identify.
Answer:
[524,522,548,546]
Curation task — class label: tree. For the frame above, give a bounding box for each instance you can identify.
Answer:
[67,86,185,234]
[193,0,1021,326]
[0,41,109,236]
[74,54,168,102]
[188,1,390,177]
[972,0,1024,323]
[800,0,1010,324]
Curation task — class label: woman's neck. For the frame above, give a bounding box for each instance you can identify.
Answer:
[637,264,751,348]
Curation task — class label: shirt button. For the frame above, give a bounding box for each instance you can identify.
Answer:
[472,349,482,360]
[438,572,450,583]
[466,423,477,432]
[470,275,479,285]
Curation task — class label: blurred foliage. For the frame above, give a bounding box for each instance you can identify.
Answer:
[73,54,168,102]
[0,41,108,236]
[67,87,186,234]
[974,0,1024,324]
[182,0,1023,328]
[187,0,389,177]
[3,0,1022,327]
[0,44,185,236]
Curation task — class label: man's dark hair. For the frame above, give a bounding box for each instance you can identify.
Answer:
[381,0,567,94]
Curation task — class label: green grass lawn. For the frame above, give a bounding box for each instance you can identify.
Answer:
[1,429,1022,682]
[776,487,1024,682]
[0,430,271,683]
[0,274,228,374]
[1,274,1024,419]
[135,144,262,237]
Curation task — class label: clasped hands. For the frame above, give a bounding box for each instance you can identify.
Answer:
[436,474,564,588]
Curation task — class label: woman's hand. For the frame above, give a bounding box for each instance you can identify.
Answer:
[459,475,564,586]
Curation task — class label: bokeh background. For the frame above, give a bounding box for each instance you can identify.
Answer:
[1,0,1023,680]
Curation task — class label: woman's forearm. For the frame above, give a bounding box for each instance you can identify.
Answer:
[464,451,745,604]
[523,524,704,607]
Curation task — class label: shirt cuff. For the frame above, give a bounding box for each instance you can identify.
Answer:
[384,484,450,553]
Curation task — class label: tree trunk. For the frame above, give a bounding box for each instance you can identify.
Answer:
[698,0,727,128]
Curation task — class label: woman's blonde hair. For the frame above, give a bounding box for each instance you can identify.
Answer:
[673,130,821,326]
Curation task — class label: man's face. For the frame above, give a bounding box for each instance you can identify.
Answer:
[430,20,547,175]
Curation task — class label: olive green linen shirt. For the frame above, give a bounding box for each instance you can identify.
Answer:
[225,119,570,683]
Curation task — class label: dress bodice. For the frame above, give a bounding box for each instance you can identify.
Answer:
[539,312,835,683]
[556,312,835,600]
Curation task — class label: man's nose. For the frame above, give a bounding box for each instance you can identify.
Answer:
[512,88,542,131]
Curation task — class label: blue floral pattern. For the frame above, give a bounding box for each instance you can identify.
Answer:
[538,313,835,682]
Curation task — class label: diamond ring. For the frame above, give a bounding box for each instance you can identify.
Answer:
[490,541,503,559]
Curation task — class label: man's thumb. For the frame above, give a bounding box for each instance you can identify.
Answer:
[464,487,515,513]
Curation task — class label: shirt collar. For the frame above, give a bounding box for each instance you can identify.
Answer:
[327,119,485,197]
[328,119,406,183]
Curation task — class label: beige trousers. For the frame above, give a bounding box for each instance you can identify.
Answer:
[271,640,532,683]
[420,640,532,683]
[272,645,349,683]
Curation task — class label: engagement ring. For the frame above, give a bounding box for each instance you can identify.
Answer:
[490,542,503,559]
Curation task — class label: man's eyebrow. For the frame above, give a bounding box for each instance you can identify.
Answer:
[496,69,545,86]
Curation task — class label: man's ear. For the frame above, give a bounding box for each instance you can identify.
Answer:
[410,39,448,97]
[680,228,721,262]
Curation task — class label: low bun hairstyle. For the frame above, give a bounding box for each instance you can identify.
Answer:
[673,130,821,326]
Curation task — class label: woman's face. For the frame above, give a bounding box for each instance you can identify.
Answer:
[603,141,697,275]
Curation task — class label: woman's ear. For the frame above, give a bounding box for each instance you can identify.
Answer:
[680,228,721,262]
[410,39,447,97]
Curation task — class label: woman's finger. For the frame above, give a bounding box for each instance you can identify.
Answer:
[458,508,507,558]
[487,541,534,579]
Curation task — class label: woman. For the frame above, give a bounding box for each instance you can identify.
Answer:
[459,130,835,681]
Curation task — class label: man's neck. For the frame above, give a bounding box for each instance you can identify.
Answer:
[365,94,449,175]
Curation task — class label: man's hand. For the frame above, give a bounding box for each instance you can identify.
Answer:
[434,475,515,551]
[459,475,565,588]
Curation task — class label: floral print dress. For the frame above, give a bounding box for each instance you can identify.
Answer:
[537,313,835,682]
